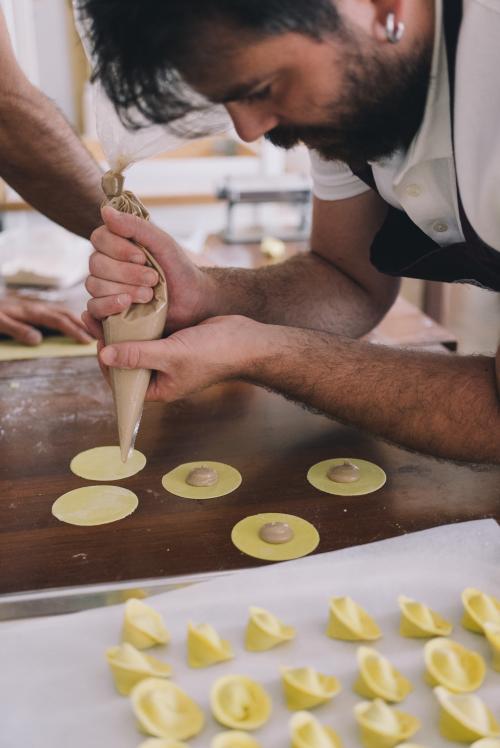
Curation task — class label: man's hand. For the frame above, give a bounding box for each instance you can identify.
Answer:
[96,315,269,402]
[0,298,93,345]
[87,206,217,332]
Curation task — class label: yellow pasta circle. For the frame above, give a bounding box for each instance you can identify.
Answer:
[307,458,386,496]
[162,461,242,500]
[69,445,146,481]
[231,513,319,561]
[51,485,138,526]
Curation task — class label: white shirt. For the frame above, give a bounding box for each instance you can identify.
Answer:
[309,0,500,253]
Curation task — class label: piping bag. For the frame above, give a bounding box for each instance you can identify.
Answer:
[73,1,231,461]
[101,171,168,462]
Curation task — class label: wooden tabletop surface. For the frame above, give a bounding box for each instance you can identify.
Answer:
[1,349,499,597]
[0,237,487,598]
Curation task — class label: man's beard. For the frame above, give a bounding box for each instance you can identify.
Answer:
[265,36,433,166]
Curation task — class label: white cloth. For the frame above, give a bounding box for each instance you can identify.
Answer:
[309,0,500,252]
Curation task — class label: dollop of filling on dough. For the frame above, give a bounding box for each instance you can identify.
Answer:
[327,460,360,483]
[186,466,219,487]
[258,522,294,544]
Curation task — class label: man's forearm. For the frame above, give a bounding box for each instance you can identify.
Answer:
[246,325,500,464]
[205,252,396,337]
[0,83,102,237]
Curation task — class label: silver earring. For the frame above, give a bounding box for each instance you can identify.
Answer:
[385,12,405,43]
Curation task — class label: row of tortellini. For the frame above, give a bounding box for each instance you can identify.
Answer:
[117,587,500,657]
[105,589,500,747]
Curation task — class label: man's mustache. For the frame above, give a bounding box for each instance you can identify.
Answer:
[265,124,349,150]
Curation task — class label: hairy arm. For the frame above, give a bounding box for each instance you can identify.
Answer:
[0,10,102,236]
[95,312,500,465]
[205,191,398,336]
[243,323,500,464]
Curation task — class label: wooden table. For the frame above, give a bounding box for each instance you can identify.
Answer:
[1,236,483,614]
[1,348,499,602]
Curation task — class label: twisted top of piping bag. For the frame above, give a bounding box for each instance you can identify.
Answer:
[101,170,150,220]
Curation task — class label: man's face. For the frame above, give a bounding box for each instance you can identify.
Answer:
[186,19,434,165]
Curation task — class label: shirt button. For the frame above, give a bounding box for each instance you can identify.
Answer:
[433,221,449,233]
[405,183,422,197]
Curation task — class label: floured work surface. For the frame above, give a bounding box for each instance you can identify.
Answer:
[1,353,500,599]
[1,521,499,747]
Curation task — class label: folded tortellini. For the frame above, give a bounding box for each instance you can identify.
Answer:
[424,637,485,692]
[281,666,341,710]
[106,642,172,696]
[211,675,272,730]
[211,731,263,748]
[462,588,500,634]
[122,599,170,650]
[245,606,295,651]
[484,622,500,671]
[398,595,453,638]
[434,686,500,741]
[187,622,234,668]
[327,597,381,641]
[289,711,343,748]
[354,698,420,748]
[138,740,191,748]
[354,646,412,702]
[131,677,204,741]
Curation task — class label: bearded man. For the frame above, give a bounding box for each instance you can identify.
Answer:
[81,1,500,463]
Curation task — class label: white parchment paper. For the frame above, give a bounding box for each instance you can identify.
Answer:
[2,520,499,747]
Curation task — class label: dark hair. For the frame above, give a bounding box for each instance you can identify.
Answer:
[76,0,341,130]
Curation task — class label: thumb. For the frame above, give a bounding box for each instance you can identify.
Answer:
[101,205,165,253]
[99,338,170,371]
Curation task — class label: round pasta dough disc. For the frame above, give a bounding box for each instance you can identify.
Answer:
[162,461,242,500]
[231,513,319,561]
[307,458,386,496]
[70,446,146,481]
[52,485,139,526]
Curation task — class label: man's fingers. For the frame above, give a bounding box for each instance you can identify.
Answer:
[86,294,133,321]
[89,251,158,288]
[101,205,169,257]
[0,311,42,345]
[100,338,169,372]
[82,311,104,344]
[90,225,147,264]
[85,275,153,304]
